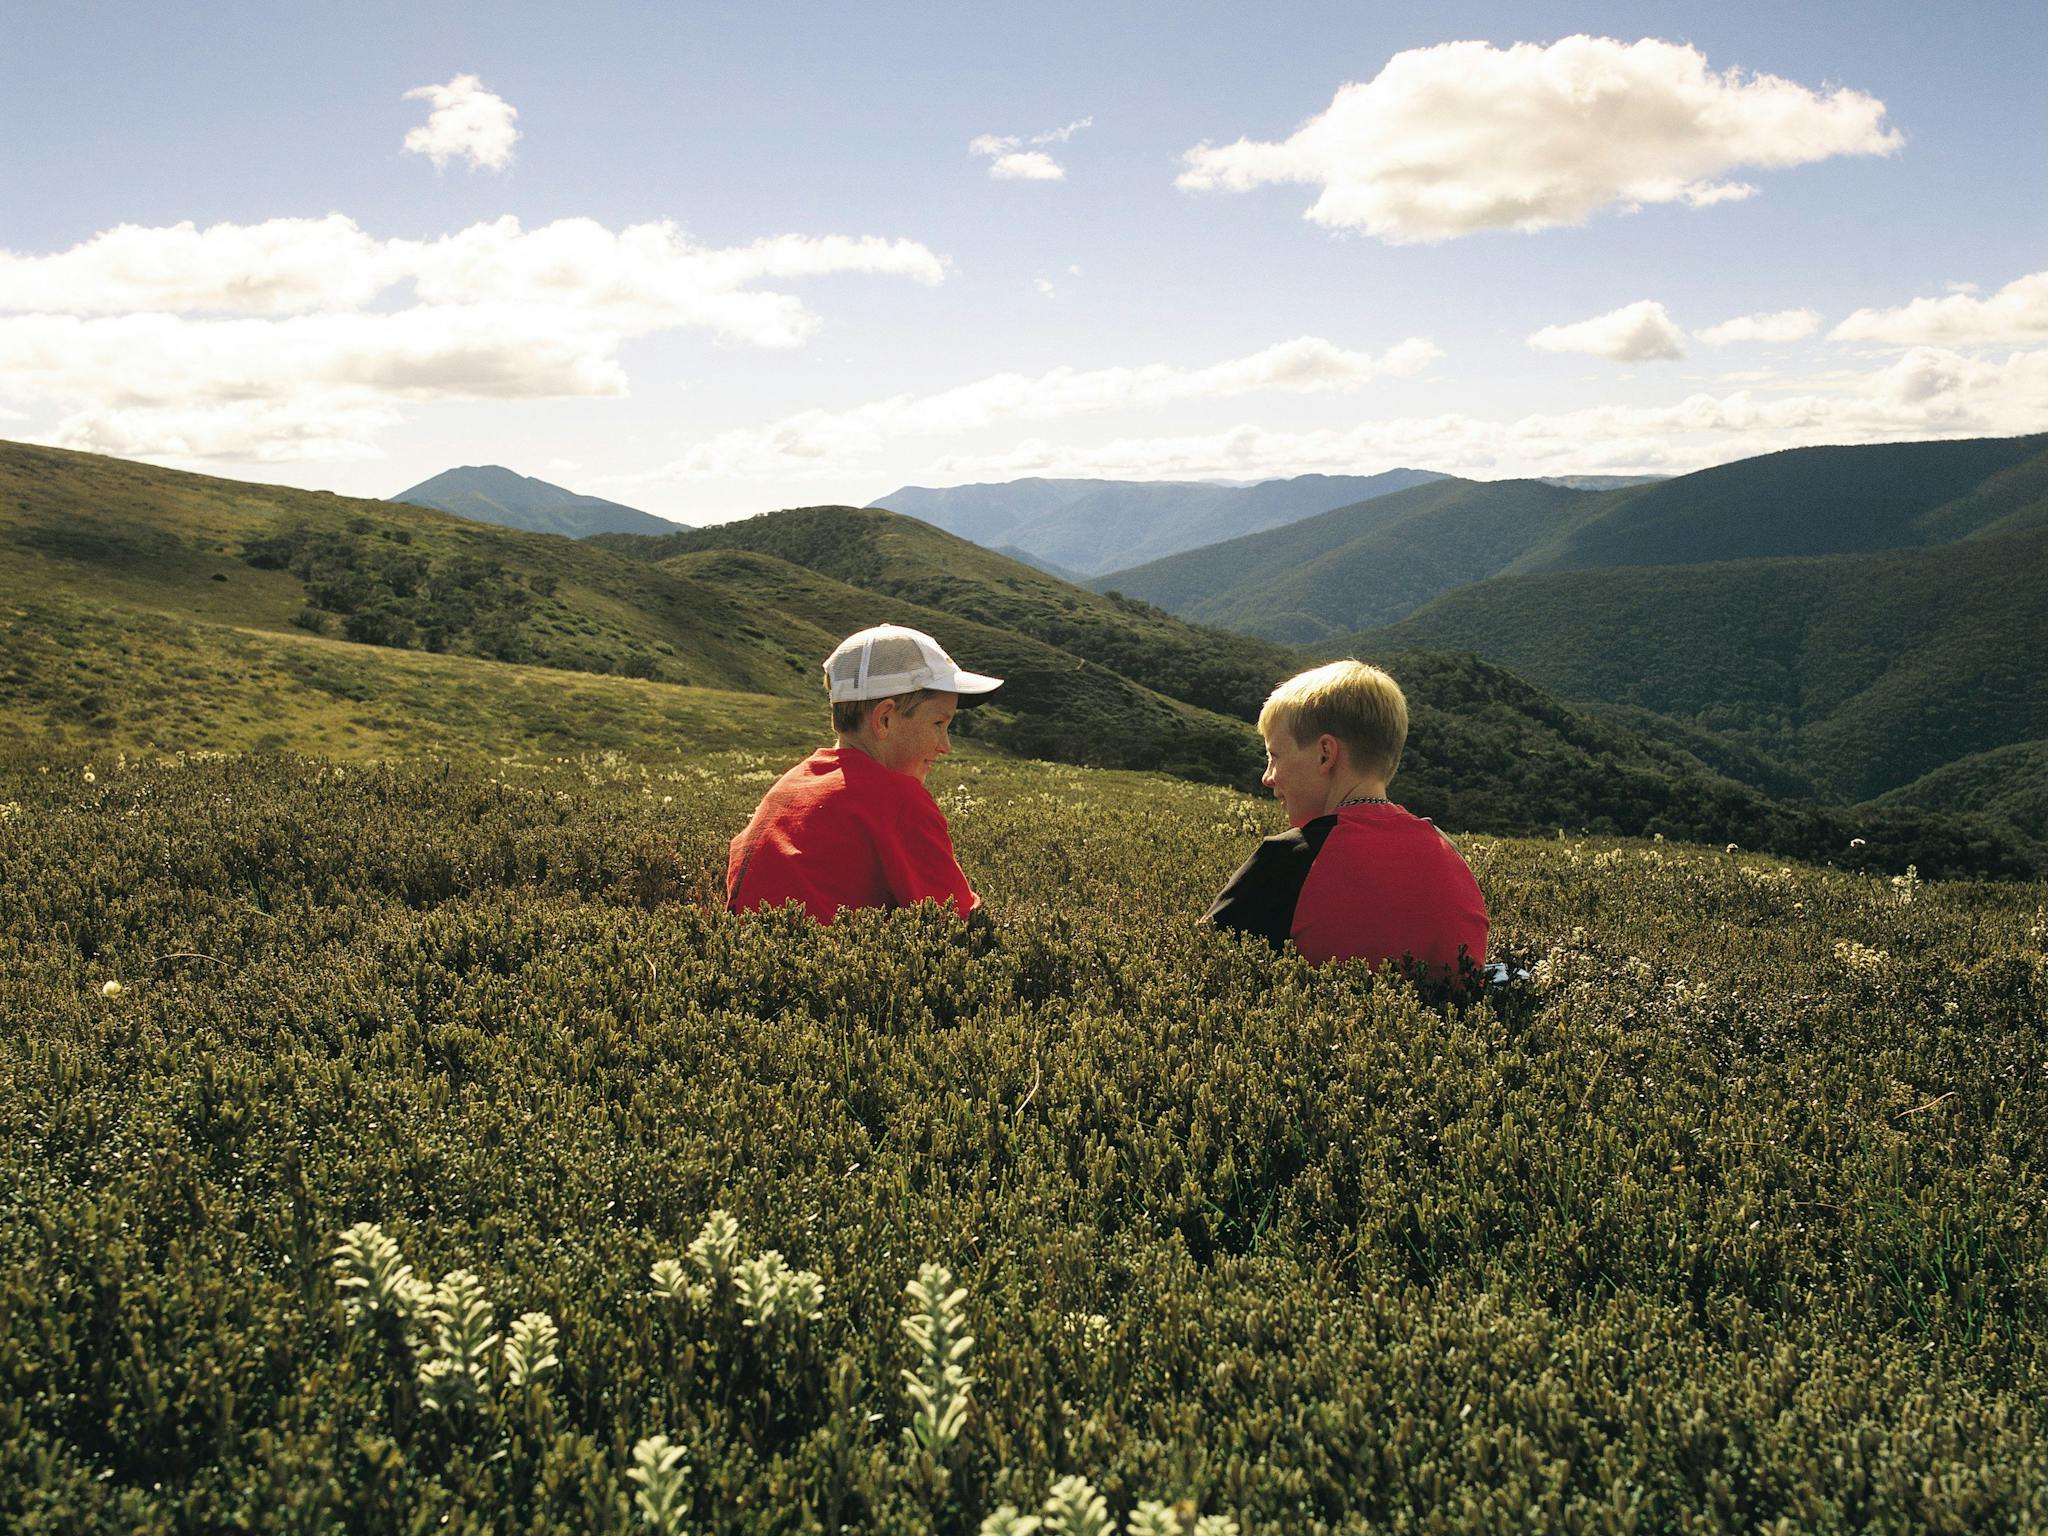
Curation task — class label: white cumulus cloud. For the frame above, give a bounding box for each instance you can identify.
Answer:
[1695,308,1822,345]
[1528,300,1687,362]
[971,116,1092,181]
[1177,36,1900,243]
[404,74,521,171]
[0,215,398,315]
[629,334,1439,482]
[1832,270,2048,345]
[990,152,1065,181]
[0,215,948,462]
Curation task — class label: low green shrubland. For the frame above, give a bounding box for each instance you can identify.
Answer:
[2,752,2045,1532]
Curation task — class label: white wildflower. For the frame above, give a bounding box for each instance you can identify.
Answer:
[99,979,125,1000]
[902,1262,975,1455]
[629,1435,691,1536]
[417,1269,499,1411]
[734,1250,824,1331]
[332,1221,432,1330]
[503,1311,560,1386]
[1041,1475,1113,1536]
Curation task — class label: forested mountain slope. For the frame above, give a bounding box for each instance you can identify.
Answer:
[1509,432,2048,575]
[1095,478,1591,641]
[1360,527,2048,803]
[1092,434,2048,641]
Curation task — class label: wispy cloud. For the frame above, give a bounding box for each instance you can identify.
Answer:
[907,347,2048,485]
[403,74,521,172]
[970,116,1093,181]
[627,334,1440,482]
[1695,308,1822,345]
[1833,270,2048,345]
[1528,300,1686,362]
[0,215,948,461]
[1178,36,1900,243]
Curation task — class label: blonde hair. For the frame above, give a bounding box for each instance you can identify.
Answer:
[1258,659,1408,782]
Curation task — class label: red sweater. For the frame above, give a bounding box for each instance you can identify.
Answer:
[726,747,977,923]
[1203,802,1487,974]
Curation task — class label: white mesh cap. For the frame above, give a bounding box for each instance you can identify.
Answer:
[824,623,1003,703]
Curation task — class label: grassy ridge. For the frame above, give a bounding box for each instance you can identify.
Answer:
[597,505,1301,721]
[3,752,2045,1532]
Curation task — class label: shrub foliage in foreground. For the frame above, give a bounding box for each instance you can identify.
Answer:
[2,753,2046,1533]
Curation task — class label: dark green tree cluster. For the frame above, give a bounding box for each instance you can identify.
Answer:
[243,521,535,660]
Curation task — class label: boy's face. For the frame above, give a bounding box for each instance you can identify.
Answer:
[870,691,960,782]
[1261,724,1329,828]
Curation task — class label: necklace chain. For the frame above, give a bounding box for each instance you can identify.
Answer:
[1336,792,1389,809]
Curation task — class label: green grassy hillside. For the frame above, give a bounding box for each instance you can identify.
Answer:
[1361,529,2048,807]
[5,752,2045,1532]
[0,439,826,695]
[1096,479,1590,642]
[595,505,1302,721]
[0,441,1265,784]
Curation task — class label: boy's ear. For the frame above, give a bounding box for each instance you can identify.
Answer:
[869,698,896,734]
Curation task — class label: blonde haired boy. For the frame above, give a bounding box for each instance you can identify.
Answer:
[1202,659,1487,975]
[727,624,1001,923]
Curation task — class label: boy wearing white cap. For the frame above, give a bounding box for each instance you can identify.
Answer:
[726,623,1003,923]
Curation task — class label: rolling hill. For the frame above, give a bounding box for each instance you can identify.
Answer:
[594,505,1302,721]
[1095,433,2048,641]
[866,469,1446,576]
[0,441,1264,785]
[4,438,2037,876]
[392,464,679,538]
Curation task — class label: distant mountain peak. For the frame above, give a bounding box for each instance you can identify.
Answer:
[392,466,680,539]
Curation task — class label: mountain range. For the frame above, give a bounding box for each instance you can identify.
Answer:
[8,435,2024,876]
[1094,433,2048,642]
[392,465,678,538]
[867,469,1448,576]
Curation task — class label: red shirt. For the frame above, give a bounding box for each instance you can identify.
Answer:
[1292,803,1487,970]
[727,747,978,923]
[1203,802,1488,975]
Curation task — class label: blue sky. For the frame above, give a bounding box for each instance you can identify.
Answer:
[3,1,2044,523]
